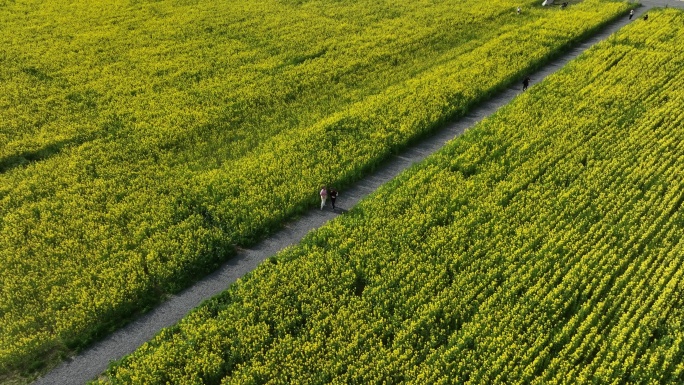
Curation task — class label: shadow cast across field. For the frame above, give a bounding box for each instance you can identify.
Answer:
[0,139,76,174]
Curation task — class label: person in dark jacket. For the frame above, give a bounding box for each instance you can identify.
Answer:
[522,76,531,91]
[329,187,338,211]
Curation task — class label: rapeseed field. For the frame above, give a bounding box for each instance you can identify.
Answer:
[0,0,630,380]
[96,8,684,384]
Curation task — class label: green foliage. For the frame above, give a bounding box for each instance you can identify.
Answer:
[0,0,631,380]
[96,8,684,384]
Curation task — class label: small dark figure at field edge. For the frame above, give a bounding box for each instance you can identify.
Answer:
[629,9,634,20]
[522,76,531,91]
[329,187,338,211]
[643,14,648,21]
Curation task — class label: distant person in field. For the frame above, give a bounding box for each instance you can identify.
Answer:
[643,14,648,21]
[320,186,328,210]
[522,76,530,91]
[629,9,634,20]
[517,6,521,14]
[329,187,338,211]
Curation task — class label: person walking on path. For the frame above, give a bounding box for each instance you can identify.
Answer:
[522,76,530,91]
[320,186,328,210]
[629,9,634,20]
[329,187,338,211]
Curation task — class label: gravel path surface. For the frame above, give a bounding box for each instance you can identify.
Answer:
[32,3,682,384]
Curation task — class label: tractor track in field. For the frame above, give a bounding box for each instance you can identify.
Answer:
[32,2,682,384]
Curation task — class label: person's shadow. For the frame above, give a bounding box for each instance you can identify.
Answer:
[332,207,348,214]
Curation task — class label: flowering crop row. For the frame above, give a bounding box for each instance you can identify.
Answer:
[0,0,631,380]
[95,8,684,384]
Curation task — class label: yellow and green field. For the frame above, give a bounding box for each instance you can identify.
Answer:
[94,8,684,384]
[0,0,633,380]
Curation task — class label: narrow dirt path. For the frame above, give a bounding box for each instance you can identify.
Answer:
[32,2,682,384]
